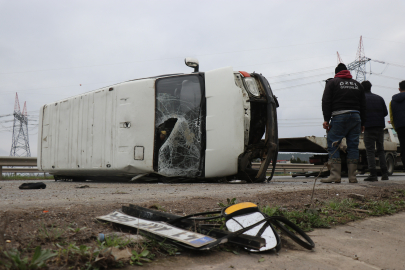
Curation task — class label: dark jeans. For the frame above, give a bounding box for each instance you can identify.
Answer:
[364,127,387,173]
[327,113,361,160]
[397,127,405,170]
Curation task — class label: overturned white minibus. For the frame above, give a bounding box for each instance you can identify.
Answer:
[37,59,279,182]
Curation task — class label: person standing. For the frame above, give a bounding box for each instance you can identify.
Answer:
[361,81,389,181]
[321,63,366,184]
[389,80,405,171]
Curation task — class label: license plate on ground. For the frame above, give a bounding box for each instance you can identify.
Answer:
[97,211,216,248]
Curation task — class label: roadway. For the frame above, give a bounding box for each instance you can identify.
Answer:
[1,174,405,211]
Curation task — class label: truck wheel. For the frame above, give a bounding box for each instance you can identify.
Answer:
[386,154,394,176]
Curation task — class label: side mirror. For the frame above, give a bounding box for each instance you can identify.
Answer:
[185,57,199,72]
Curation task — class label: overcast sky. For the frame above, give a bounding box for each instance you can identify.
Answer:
[1,0,404,157]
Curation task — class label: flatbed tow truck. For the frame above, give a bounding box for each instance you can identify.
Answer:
[278,125,402,177]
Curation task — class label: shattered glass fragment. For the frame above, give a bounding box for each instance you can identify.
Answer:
[155,77,203,177]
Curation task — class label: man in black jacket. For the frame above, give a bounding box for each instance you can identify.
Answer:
[321,63,366,184]
[389,80,405,171]
[362,81,389,181]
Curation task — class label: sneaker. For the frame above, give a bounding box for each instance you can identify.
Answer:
[381,174,389,181]
[364,175,378,182]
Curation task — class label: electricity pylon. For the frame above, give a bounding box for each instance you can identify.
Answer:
[347,36,371,82]
[9,93,31,157]
[337,51,343,64]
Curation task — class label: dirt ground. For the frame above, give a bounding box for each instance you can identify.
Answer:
[2,181,405,243]
[1,175,405,269]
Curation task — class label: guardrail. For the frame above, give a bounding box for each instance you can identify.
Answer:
[252,163,324,174]
[0,157,39,180]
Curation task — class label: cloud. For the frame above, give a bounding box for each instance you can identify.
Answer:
[0,0,404,156]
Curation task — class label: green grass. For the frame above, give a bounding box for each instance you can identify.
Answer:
[142,236,178,256]
[396,189,405,197]
[217,198,238,208]
[97,234,132,249]
[0,222,162,269]
[1,175,54,180]
[54,242,99,269]
[367,200,397,216]
[0,246,56,270]
[38,223,66,242]
[130,249,152,266]
[325,198,360,211]
[261,197,405,232]
[149,204,167,212]
[262,206,335,232]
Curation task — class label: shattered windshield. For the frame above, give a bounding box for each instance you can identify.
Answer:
[154,75,204,177]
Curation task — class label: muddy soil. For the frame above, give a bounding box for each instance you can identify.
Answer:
[2,181,405,256]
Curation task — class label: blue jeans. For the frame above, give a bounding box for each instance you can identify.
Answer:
[327,113,361,161]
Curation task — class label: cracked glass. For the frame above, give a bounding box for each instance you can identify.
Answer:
[155,75,204,177]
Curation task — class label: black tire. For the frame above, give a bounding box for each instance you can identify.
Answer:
[19,182,46,189]
[386,153,395,176]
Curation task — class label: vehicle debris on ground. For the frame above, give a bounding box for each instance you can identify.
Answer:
[18,182,46,189]
[97,203,314,253]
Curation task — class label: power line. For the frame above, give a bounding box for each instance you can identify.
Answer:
[373,85,398,90]
[234,53,337,69]
[367,72,404,81]
[265,66,335,78]
[370,59,405,68]
[273,81,323,91]
[0,66,337,97]
[363,37,405,45]
[0,79,124,95]
[270,72,332,84]
[0,68,333,97]
[0,37,358,75]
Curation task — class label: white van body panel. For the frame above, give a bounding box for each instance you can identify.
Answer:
[38,79,155,176]
[204,67,245,177]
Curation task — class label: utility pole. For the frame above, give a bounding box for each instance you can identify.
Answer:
[9,93,31,157]
[347,36,371,82]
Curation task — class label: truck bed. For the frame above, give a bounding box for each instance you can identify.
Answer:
[279,136,328,153]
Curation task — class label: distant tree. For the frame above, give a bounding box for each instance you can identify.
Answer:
[290,157,308,164]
